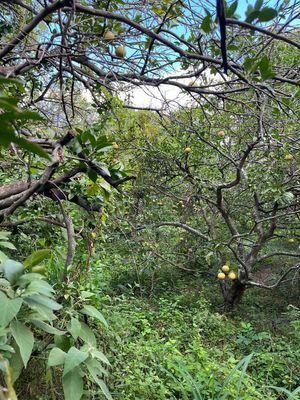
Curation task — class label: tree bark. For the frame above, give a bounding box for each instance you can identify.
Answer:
[224,280,246,310]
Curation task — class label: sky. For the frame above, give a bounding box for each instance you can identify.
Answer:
[84,0,295,110]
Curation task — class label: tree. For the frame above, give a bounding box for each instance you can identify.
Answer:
[0,0,300,300]
[115,90,300,308]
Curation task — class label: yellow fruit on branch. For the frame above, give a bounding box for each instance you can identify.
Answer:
[112,142,119,149]
[184,147,192,153]
[103,31,115,41]
[285,154,293,161]
[221,265,230,273]
[288,238,295,243]
[228,271,237,280]
[217,130,225,138]
[115,46,126,58]
[217,272,226,280]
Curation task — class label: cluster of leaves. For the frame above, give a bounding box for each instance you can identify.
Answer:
[0,249,112,400]
[0,77,49,160]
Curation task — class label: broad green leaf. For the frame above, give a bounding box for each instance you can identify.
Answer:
[0,241,16,250]
[80,305,108,327]
[0,343,15,353]
[13,136,51,160]
[0,250,9,263]
[26,279,54,297]
[10,343,24,383]
[68,318,81,340]
[23,298,56,321]
[0,292,23,327]
[62,367,83,400]
[85,357,107,379]
[92,376,113,400]
[31,320,65,335]
[1,259,24,284]
[48,347,67,366]
[10,321,34,368]
[23,249,51,269]
[78,321,97,346]
[245,9,260,23]
[254,0,263,10]
[201,15,212,33]
[0,231,11,238]
[24,294,61,311]
[258,7,277,22]
[87,168,98,183]
[54,335,71,352]
[259,55,275,80]
[90,348,110,365]
[226,0,238,17]
[63,347,88,376]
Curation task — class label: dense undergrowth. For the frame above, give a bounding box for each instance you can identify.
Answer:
[87,257,300,400]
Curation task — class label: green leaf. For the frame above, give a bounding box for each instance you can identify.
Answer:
[0,231,11,238]
[23,298,56,321]
[10,321,34,368]
[201,15,212,33]
[80,305,108,327]
[12,136,51,160]
[63,347,88,376]
[0,250,9,263]
[68,318,82,340]
[0,292,23,327]
[259,55,275,80]
[54,335,72,352]
[254,0,263,10]
[0,241,16,250]
[23,249,51,269]
[226,0,238,17]
[78,321,97,346]
[10,343,24,383]
[93,376,113,400]
[48,347,67,366]
[87,168,98,183]
[90,348,110,365]
[26,279,54,297]
[85,357,107,379]
[1,259,24,284]
[62,367,83,400]
[245,10,260,23]
[24,294,61,311]
[258,7,277,22]
[31,320,65,335]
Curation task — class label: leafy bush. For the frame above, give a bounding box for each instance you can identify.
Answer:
[0,252,111,400]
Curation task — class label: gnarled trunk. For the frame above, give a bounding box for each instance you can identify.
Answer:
[224,280,246,310]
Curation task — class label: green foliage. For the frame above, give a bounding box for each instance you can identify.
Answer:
[0,251,111,400]
[0,77,50,160]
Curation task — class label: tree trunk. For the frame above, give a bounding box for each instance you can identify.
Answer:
[224,280,246,310]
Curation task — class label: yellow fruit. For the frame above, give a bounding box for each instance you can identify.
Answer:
[115,46,126,58]
[112,142,119,149]
[103,31,115,41]
[184,147,192,153]
[217,272,226,280]
[288,238,295,243]
[285,154,293,161]
[228,271,237,280]
[91,231,97,238]
[222,265,230,273]
[217,130,225,138]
